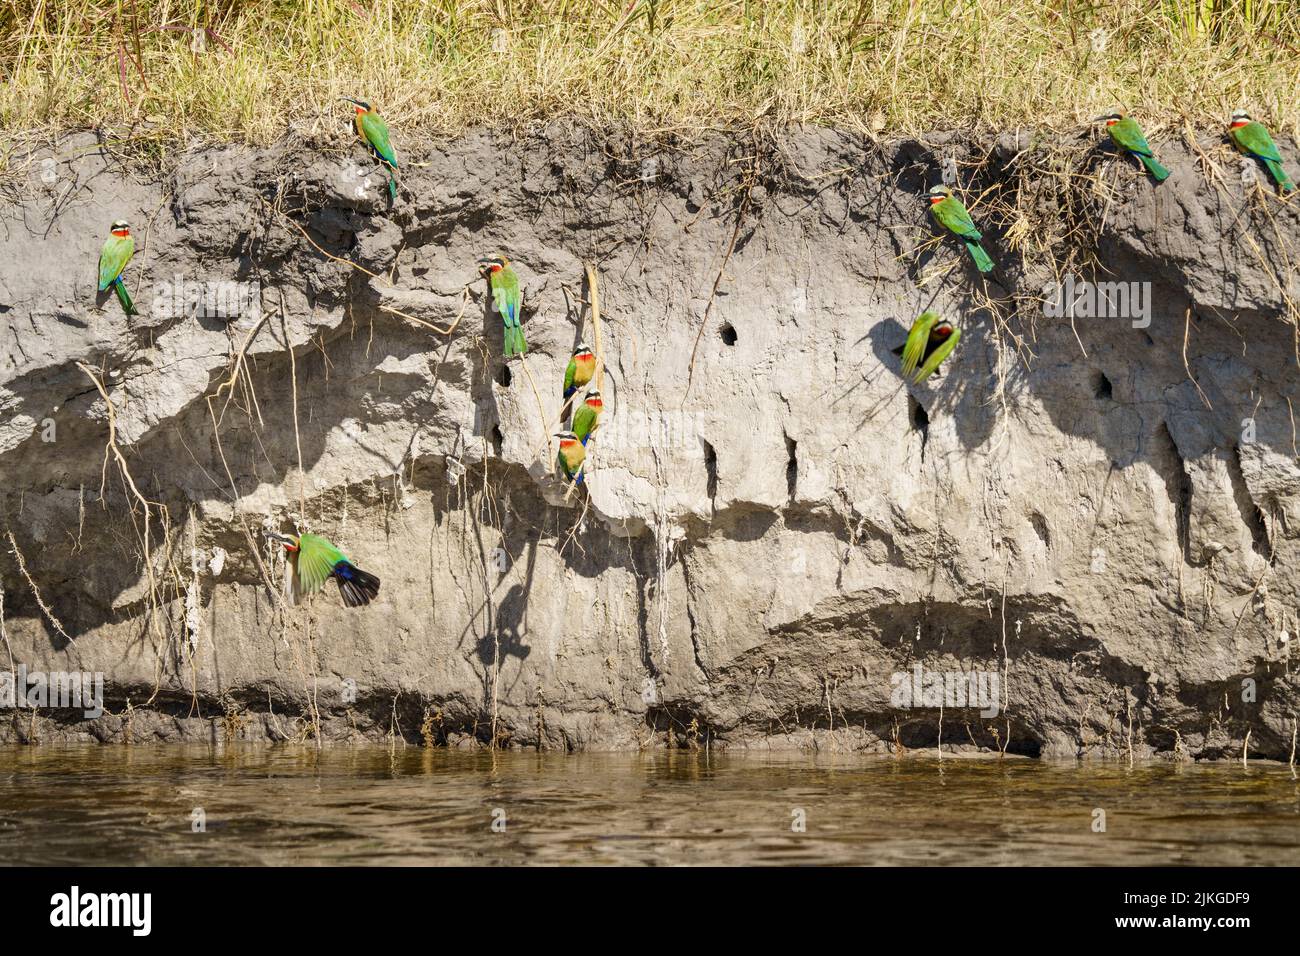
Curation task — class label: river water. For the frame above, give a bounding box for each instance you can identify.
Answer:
[1,745,1297,865]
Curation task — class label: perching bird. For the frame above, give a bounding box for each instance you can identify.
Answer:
[342,97,398,198]
[97,220,138,316]
[571,388,604,445]
[895,312,961,384]
[269,532,381,607]
[1228,110,1295,193]
[563,343,596,400]
[555,430,586,484]
[1095,111,1170,182]
[478,255,527,358]
[928,186,994,274]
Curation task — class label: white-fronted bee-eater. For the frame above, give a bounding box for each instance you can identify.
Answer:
[269,531,381,607]
[478,255,527,358]
[563,343,596,400]
[98,220,138,316]
[555,430,586,485]
[928,186,994,274]
[1094,111,1170,182]
[895,311,961,383]
[342,97,398,198]
[571,388,604,445]
[1229,110,1295,193]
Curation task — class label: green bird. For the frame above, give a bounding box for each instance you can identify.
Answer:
[269,531,381,608]
[97,219,138,316]
[895,312,961,383]
[1095,111,1170,182]
[563,342,596,401]
[343,97,398,199]
[571,388,604,445]
[1229,110,1295,193]
[555,430,586,485]
[479,255,527,358]
[928,186,994,274]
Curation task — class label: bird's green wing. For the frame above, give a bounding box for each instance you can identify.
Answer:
[901,312,939,378]
[557,446,583,480]
[1235,122,1283,163]
[359,112,397,168]
[98,236,133,291]
[572,404,596,442]
[934,198,980,239]
[295,533,343,596]
[563,358,577,394]
[913,328,960,383]
[495,268,522,328]
[1111,118,1154,156]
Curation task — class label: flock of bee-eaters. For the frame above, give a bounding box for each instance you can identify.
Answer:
[91,103,1294,609]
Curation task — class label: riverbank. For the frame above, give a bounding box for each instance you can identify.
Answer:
[1,121,1298,757]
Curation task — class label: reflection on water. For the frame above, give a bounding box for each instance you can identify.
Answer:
[0,745,1297,865]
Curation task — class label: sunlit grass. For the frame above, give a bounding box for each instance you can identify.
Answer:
[1,0,1299,144]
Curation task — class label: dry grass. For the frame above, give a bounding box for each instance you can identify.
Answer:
[2,0,1299,150]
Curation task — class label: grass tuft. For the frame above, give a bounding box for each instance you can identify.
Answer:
[2,1,1299,147]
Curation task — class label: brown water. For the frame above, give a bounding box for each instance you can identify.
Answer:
[1,745,1298,865]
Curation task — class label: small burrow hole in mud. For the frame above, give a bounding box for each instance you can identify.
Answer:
[1029,512,1051,549]
[908,396,930,460]
[702,439,718,500]
[785,436,798,499]
[719,322,738,346]
[497,364,513,387]
[490,424,504,457]
[1093,371,1113,400]
[910,395,930,432]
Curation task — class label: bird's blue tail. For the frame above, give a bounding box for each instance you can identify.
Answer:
[333,561,381,607]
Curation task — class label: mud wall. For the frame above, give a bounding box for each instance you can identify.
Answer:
[1,123,1297,758]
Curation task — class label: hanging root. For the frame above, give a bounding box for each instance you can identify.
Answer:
[516,355,554,469]
[682,165,756,405]
[75,362,169,643]
[4,530,71,644]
